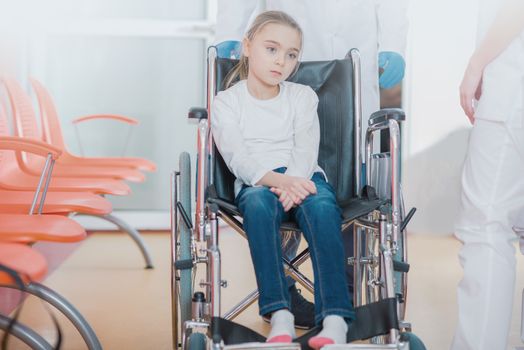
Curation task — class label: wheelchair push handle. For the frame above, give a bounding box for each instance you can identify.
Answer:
[188,107,208,120]
[369,108,405,127]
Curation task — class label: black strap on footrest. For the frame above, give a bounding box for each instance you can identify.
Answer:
[393,260,410,273]
[212,317,322,350]
[211,317,266,345]
[212,299,399,349]
[174,259,193,270]
[347,297,399,342]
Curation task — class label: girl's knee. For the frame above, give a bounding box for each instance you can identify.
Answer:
[302,193,338,215]
[239,187,279,214]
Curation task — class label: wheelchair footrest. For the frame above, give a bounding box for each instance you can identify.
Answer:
[212,298,399,349]
[223,343,301,350]
[211,316,322,350]
[321,343,408,350]
[348,298,399,342]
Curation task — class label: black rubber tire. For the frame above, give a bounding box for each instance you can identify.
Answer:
[401,332,426,350]
[177,152,193,342]
[187,332,207,350]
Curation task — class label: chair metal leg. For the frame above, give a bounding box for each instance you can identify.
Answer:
[1,282,103,350]
[0,314,53,350]
[87,213,154,269]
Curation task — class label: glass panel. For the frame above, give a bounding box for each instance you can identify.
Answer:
[40,35,205,210]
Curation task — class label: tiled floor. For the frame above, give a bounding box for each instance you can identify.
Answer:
[2,229,524,349]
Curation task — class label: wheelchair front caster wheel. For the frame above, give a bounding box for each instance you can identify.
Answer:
[187,333,207,350]
[400,332,426,350]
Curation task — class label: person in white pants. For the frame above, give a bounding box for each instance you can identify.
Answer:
[453,1,524,349]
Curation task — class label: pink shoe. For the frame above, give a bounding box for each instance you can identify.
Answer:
[266,334,293,343]
[308,336,335,350]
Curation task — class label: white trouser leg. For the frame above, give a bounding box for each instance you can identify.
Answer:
[451,119,524,350]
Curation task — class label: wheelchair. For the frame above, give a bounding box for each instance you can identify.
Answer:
[171,47,424,350]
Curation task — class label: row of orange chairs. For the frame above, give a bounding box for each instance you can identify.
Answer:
[0,78,157,349]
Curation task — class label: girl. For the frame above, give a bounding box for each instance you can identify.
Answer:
[211,11,354,349]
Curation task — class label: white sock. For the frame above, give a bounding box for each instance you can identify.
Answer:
[315,315,348,344]
[266,309,296,341]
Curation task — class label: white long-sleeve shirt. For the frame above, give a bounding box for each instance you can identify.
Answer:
[211,80,322,196]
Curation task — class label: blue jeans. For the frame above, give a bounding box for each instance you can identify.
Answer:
[235,169,355,324]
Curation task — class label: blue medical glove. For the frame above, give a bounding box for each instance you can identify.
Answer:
[378,51,405,89]
[216,40,242,59]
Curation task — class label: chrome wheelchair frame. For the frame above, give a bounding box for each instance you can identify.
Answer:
[171,47,420,350]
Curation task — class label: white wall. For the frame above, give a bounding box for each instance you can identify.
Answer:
[403,0,479,234]
[0,0,213,214]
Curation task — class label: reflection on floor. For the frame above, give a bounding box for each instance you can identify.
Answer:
[1,229,523,349]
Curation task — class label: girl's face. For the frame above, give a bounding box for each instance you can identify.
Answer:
[243,22,301,90]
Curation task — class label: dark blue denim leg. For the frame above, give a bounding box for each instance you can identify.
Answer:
[262,167,302,288]
[236,185,290,316]
[292,173,355,325]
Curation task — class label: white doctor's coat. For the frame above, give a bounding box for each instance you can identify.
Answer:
[475,0,524,127]
[215,0,409,122]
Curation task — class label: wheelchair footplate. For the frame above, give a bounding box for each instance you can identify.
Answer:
[322,343,408,350]
[223,343,301,350]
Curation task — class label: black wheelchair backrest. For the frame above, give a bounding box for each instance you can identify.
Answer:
[212,58,356,205]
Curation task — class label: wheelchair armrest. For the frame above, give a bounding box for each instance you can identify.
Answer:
[207,184,242,216]
[368,108,405,127]
[188,107,208,120]
[207,197,241,216]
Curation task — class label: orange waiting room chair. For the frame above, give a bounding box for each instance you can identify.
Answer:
[0,135,112,216]
[0,104,131,196]
[0,134,153,267]
[31,78,156,172]
[2,78,146,182]
[0,242,102,349]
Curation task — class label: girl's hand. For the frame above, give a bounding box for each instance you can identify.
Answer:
[270,175,317,211]
[270,188,295,212]
[460,60,484,124]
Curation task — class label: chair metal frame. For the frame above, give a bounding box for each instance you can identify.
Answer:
[0,138,103,349]
[0,282,103,350]
[171,47,413,350]
[0,83,154,269]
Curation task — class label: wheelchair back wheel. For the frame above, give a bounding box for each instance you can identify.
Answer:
[175,152,194,347]
[187,332,207,350]
[396,185,409,320]
[400,332,426,350]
